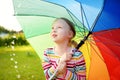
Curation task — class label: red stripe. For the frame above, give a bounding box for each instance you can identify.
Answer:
[50,60,58,67]
[43,64,51,70]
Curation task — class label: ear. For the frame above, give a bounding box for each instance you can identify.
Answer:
[68,30,73,38]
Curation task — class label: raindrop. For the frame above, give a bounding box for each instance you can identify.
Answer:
[14,65,18,69]
[10,58,14,61]
[16,74,21,79]
[13,53,16,56]
[14,61,18,64]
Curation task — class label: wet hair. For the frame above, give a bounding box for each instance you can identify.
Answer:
[54,17,77,47]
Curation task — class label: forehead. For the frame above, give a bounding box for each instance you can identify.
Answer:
[52,19,70,28]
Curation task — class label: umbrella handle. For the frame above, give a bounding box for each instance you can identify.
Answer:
[76,31,92,49]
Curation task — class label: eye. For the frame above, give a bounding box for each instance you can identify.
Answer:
[51,27,54,29]
[58,26,62,28]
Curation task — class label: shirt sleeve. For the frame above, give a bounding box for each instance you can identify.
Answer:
[42,49,86,80]
[64,51,86,80]
[42,49,58,80]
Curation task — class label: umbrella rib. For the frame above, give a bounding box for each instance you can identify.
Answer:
[87,37,106,61]
[66,9,84,37]
[92,38,120,60]
[91,0,105,31]
[86,41,91,59]
[93,32,120,47]
[89,40,105,62]
[95,28,120,35]
[43,0,89,32]
[85,41,92,79]
[14,14,58,19]
[42,0,82,22]
[81,41,91,77]
[94,38,120,47]
[80,4,86,36]
[15,0,89,39]
[80,4,90,32]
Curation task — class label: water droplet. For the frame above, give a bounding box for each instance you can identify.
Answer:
[13,53,16,56]
[14,61,18,64]
[16,74,21,78]
[14,65,18,69]
[10,58,14,61]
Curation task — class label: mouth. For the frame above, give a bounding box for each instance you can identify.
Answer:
[52,34,57,38]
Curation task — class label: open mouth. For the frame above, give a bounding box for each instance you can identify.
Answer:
[52,34,57,38]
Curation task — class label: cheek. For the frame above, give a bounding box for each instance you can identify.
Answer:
[61,31,70,37]
[60,30,68,35]
[50,31,54,38]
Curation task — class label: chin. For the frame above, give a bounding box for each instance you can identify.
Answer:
[52,39,59,43]
[52,39,57,42]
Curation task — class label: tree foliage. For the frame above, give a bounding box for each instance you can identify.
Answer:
[0,25,9,33]
[0,25,29,46]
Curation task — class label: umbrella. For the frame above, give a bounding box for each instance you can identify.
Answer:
[13,0,120,80]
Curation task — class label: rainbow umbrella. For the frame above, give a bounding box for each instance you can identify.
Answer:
[13,0,120,80]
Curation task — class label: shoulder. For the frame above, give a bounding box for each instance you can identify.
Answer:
[72,49,83,58]
[71,49,85,64]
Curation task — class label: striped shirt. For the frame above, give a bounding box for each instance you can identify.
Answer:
[42,48,86,80]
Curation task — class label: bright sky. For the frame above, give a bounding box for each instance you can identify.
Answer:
[0,0,22,31]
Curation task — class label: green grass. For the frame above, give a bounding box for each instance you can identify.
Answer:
[0,45,45,80]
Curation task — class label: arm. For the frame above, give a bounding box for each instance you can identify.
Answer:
[58,53,86,80]
[42,50,59,80]
[42,49,86,80]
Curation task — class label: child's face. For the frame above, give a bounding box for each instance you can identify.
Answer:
[50,19,73,43]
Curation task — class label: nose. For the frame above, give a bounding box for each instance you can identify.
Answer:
[52,28,57,33]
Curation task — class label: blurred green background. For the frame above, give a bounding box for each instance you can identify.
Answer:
[0,25,45,80]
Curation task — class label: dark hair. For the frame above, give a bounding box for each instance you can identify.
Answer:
[55,17,77,47]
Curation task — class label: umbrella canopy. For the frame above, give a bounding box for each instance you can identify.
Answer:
[13,0,120,80]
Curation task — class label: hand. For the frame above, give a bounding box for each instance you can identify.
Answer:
[60,52,73,62]
[56,52,73,77]
[57,61,66,76]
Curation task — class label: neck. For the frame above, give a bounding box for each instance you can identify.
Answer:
[54,41,71,56]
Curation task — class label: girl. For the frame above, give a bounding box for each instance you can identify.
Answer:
[42,18,86,80]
